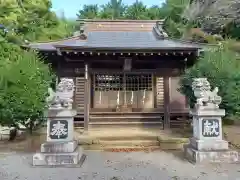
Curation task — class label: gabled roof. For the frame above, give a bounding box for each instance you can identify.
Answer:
[26,19,203,52]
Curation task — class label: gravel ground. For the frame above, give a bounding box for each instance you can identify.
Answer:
[0,151,240,180]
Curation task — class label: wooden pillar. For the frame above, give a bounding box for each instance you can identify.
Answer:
[123,73,127,105]
[84,63,89,131]
[164,76,170,129]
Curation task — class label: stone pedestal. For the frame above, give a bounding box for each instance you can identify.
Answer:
[33,109,85,166]
[184,108,238,164]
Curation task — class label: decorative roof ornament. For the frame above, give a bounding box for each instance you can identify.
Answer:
[79,33,87,40]
[191,78,222,109]
[153,21,168,39]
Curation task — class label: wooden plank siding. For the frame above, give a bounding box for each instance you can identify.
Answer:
[155,77,164,108]
[75,76,85,113]
[169,76,189,128]
[170,77,188,111]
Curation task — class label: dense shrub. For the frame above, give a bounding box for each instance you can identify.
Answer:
[179,43,240,118]
[0,41,54,133]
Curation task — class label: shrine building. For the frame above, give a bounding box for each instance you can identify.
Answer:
[25,19,203,131]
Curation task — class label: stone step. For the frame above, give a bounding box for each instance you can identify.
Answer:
[92,135,158,141]
[90,112,163,116]
[88,121,163,129]
[99,140,160,146]
[81,144,161,151]
[76,128,160,142]
[90,116,162,122]
[89,121,162,125]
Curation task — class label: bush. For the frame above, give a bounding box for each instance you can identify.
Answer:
[179,42,240,118]
[0,41,54,133]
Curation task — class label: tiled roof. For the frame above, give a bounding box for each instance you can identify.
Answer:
[27,20,202,51]
[84,31,200,50]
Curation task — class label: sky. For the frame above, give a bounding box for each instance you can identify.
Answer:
[51,0,165,19]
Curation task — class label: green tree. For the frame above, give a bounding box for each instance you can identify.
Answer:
[147,5,163,20]
[0,0,74,43]
[100,0,127,19]
[179,42,240,118]
[0,40,54,133]
[160,0,193,38]
[77,4,99,19]
[125,1,149,20]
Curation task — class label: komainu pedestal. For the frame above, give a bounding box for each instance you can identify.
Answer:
[184,78,238,164]
[33,78,84,167]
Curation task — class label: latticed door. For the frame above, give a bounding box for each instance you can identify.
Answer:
[93,73,154,109]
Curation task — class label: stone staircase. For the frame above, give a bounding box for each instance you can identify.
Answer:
[76,128,161,151]
[74,111,189,151]
[74,127,189,151]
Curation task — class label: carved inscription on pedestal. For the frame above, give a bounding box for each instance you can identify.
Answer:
[49,120,68,139]
[202,119,220,137]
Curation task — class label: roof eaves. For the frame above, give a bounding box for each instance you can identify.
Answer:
[56,46,200,51]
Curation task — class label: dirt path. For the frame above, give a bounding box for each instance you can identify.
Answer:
[224,125,240,149]
[0,151,240,180]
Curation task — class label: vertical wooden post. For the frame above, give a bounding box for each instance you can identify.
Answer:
[164,76,170,129]
[123,73,127,106]
[84,63,89,131]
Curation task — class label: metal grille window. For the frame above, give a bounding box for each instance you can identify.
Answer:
[126,74,152,91]
[93,73,154,109]
[94,74,152,91]
[94,74,123,91]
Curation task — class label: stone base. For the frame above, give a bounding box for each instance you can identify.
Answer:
[41,141,78,153]
[184,145,238,164]
[33,147,85,167]
[190,138,229,151]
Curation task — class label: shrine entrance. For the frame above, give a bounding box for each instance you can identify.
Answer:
[92,72,154,111]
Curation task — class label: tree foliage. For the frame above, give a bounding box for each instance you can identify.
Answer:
[75,0,240,39]
[0,0,75,43]
[0,40,54,132]
[0,0,66,132]
[179,43,240,118]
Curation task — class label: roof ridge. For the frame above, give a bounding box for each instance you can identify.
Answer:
[78,19,164,24]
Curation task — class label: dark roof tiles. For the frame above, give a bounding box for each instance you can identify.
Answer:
[84,31,199,49]
[27,20,201,51]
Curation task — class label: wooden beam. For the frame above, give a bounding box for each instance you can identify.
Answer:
[88,68,181,76]
[84,63,90,132]
[163,76,170,129]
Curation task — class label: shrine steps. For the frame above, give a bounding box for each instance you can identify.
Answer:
[75,128,189,151]
[74,111,190,129]
[76,128,160,151]
[88,112,163,130]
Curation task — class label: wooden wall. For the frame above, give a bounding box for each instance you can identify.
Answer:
[52,54,190,115]
[169,77,188,111]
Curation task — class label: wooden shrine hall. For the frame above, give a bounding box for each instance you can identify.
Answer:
[26,19,202,130]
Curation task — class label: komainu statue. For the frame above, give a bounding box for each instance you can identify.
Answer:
[191,78,222,109]
[46,78,75,109]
